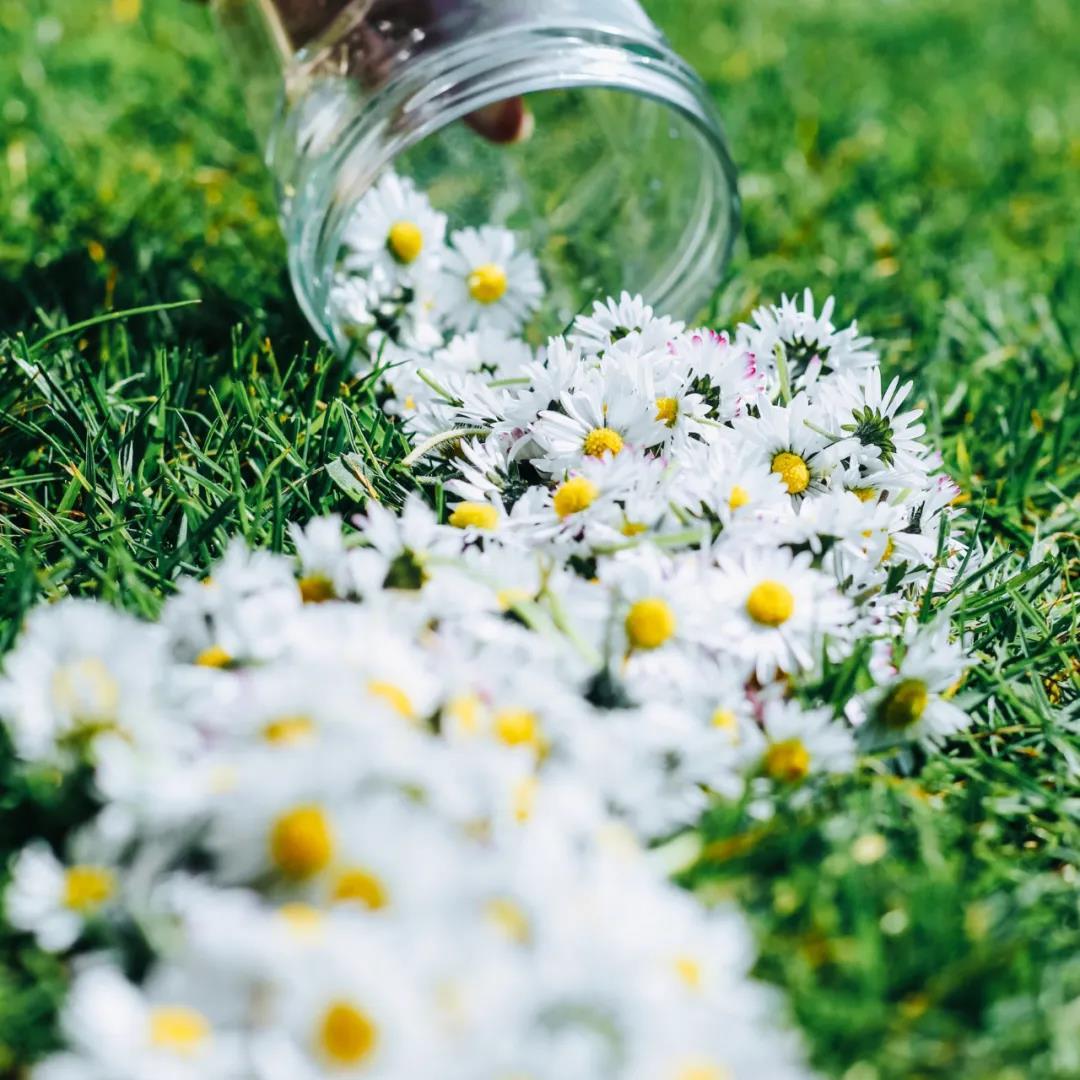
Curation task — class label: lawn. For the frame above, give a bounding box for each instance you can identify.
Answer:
[1,0,1078,1076]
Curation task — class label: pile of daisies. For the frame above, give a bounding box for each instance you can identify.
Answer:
[1,174,978,1079]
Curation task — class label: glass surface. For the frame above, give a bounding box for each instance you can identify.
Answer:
[213,0,738,349]
[336,85,731,338]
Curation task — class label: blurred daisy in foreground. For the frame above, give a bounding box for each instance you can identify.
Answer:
[857,623,972,750]
[5,837,118,952]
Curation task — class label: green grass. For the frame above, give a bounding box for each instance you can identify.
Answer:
[1,0,1078,1075]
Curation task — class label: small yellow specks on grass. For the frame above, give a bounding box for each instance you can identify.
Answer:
[113,0,141,23]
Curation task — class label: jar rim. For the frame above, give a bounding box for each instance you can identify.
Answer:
[278,20,740,348]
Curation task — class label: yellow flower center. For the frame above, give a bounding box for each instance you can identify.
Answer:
[449,502,499,530]
[494,708,541,749]
[621,519,648,537]
[467,263,508,304]
[727,484,750,511]
[269,805,334,880]
[625,597,677,651]
[655,397,679,426]
[262,715,316,745]
[673,954,703,990]
[880,536,895,563]
[149,1006,210,1056]
[496,587,531,611]
[851,486,878,503]
[331,866,390,911]
[512,776,538,823]
[553,476,599,519]
[299,574,336,604]
[745,580,795,627]
[317,1000,379,1067]
[583,426,624,458]
[51,658,120,724]
[277,902,325,938]
[387,220,423,264]
[676,1064,732,1080]
[447,693,483,734]
[880,678,929,729]
[771,451,811,495]
[195,645,232,669]
[485,897,531,944]
[711,708,737,731]
[63,866,115,913]
[764,738,811,783]
[367,679,415,720]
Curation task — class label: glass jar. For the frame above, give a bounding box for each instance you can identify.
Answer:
[211,0,739,350]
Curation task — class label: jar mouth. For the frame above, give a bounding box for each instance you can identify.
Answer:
[277,21,740,349]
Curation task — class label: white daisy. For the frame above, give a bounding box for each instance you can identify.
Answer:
[735,288,877,394]
[0,599,167,764]
[858,623,972,749]
[433,328,536,380]
[437,225,543,334]
[698,548,854,681]
[532,366,658,476]
[5,838,118,952]
[731,393,835,500]
[744,696,857,787]
[341,172,448,287]
[667,327,767,421]
[819,367,930,484]
[569,292,684,357]
[36,963,241,1080]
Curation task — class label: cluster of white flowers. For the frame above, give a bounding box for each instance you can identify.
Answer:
[0,175,979,1078]
[330,173,543,348]
[1,577,812,1079]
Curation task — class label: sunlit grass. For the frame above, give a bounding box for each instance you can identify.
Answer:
[0,0,1077,1075]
